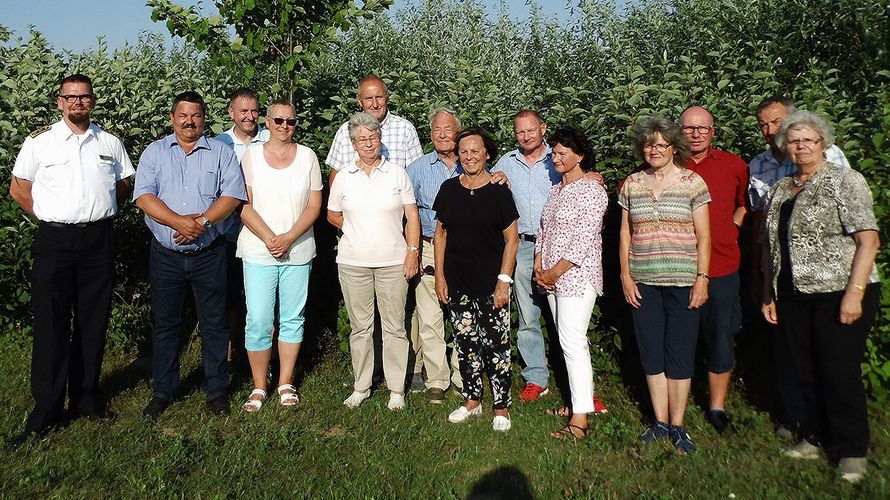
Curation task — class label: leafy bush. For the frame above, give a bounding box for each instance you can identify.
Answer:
[1,0,887,396]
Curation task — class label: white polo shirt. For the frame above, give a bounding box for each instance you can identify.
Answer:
[328,159,416,267]
[12,120,135,223]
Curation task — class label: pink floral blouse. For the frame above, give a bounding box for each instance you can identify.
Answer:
[535,177,609,297]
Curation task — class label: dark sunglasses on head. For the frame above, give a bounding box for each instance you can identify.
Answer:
[271,117,297,126]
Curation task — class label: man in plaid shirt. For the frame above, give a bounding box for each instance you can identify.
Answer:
[326,74,423,185]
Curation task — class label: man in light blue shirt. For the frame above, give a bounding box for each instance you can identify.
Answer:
[405,108,463,401]
[134,91,247,419]
[492,109,560,400]
[214,87,269,368]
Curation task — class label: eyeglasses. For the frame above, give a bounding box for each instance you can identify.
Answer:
[786,138,822,149]
[681,125,713,135]
[354,136,381,145]
[59,94,95,103]
[270,117,297,126]
[643,143,672,152]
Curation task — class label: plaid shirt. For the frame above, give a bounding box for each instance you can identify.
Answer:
[747,145,849,212]
[325,112,423,171]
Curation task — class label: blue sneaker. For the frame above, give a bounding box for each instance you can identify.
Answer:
[669,425,696,454]
[639,421,671,442]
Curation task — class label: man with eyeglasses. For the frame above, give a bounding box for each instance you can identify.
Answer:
[326,74,423,184]
[679,105,749,435]
[404,108,465,402]
[134,91,247,419]
[8,73,135,445]
[747,96,850,440]
[215,88,269,373]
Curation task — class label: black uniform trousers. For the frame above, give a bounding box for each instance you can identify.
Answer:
[27,219,114,433]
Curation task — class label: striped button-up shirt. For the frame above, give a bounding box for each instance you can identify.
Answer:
[492,146,561,235]
[134,134,247,251]
[325,112,423,171]
[406,151,462,238]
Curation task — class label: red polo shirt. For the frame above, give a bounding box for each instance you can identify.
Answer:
[686,148,749,277]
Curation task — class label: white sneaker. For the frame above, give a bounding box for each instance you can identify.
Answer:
[343,390,370,408]
[783,439,821,459]
[387,392,405,411]
[839,457,867,483]
[448,404,482,423]
[492,415,512,432]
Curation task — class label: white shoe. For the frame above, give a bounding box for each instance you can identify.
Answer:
[783,439,821,459]
[838,457,867,483]
[343,390,370,408]
[492,415,512,432]
[387,392,405,411]
[448,404,482,423]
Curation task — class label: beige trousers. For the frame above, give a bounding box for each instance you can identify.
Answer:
[338,264,409,393]
[409,241,461,390]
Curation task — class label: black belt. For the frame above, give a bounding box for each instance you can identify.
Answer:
[42,218,113,228]
[421,235,434,244]
[153,236,224,256]
[519,233,536,243]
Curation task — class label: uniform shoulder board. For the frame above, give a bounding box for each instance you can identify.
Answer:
[29,125,52,138]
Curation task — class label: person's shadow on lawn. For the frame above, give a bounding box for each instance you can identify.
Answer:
[467,465,534,500]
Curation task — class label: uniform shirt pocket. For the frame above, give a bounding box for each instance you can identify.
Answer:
[36,154,70,189]
[198,170,220,199]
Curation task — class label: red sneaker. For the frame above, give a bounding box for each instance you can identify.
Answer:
[519,383,549,401]
[593,395,608,414]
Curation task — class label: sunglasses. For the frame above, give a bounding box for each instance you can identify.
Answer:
[270,117,297,126]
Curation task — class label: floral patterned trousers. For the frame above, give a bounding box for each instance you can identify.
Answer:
[448,292,512,409]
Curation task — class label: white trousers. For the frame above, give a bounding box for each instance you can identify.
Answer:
[547,284,598,414]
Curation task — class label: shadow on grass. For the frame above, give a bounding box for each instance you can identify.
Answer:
[467,465,534,500]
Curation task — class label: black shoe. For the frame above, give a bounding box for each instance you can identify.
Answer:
[428,388,446,404]
[5,427,49,450]
[143,397,171,419]
[207,395,230,416]
[706,409,730,434]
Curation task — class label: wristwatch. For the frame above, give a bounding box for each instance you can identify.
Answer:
[497,274,514,284]
[199,215,212,229]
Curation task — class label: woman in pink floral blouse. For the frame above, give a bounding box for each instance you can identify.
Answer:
[534,127,609,440]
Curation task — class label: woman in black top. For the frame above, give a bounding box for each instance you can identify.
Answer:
[433,127,519,432]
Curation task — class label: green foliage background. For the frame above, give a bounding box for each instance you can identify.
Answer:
[1,0,888,396]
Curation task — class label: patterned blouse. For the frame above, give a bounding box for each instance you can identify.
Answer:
[762,162,880,295]
[535,177,609,297]
[618,169,711,287]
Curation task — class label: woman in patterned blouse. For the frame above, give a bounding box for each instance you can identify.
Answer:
[760,110,880,483]
[534,127,609,440]
[618,116,711,454]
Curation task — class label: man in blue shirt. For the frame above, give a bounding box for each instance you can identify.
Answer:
[492,110,560,400]
[134,91,247,418]
[405,108,463,403]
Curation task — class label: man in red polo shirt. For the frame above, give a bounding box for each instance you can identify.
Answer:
[680,105,749,434]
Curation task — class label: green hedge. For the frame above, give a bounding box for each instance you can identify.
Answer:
[1,0,888,396]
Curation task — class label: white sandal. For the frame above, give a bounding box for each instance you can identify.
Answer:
[277,384,299,406]
[243,389,267,412]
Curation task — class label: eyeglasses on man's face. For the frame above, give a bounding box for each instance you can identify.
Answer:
[681,125,713,135]
[59,94,95,103]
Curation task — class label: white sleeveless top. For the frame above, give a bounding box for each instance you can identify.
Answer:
[236,143,323,265]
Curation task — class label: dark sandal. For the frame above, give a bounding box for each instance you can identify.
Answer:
[545,406,572,417]
[551,424,589,440]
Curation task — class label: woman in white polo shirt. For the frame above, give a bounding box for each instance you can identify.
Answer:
[328,112,421,411]
[237,100,322,412]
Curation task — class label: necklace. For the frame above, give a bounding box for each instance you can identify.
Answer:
[461,173,490,195]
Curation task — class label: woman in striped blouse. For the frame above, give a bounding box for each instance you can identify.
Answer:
[618,116,711,454]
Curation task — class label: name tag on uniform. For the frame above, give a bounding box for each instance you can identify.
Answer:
[99,154,114,162]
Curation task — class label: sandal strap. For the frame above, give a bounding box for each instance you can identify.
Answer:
[277,384,296,394]
[250,389,268,398]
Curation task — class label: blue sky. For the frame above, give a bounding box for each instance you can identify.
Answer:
[1,0,574,53]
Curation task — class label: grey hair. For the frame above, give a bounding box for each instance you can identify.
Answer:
[429,107,461,130]
[347,112,381,142]
[775,110,836,152]
[631,115,691,165]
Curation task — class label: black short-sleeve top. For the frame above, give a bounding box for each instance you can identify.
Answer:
[433,178,519,296]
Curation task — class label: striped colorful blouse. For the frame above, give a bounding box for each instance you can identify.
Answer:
[618,169,711,287]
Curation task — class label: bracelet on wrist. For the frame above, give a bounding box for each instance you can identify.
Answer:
[848,282,866,292]
[696,272,710,280]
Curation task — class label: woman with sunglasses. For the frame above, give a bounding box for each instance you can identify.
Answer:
[238,100,322,412]
[618,116,711,454]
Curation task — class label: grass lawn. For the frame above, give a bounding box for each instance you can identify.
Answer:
[0,337,887,498]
